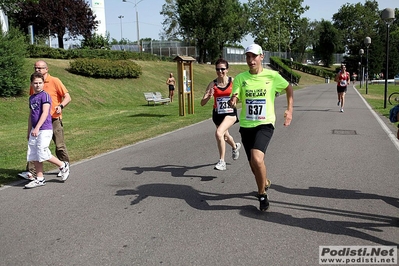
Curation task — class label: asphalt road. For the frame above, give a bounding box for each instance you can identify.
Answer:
[1,83,398,266]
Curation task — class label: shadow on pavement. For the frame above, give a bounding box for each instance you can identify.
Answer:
[115,183,255,211]
[271,184,399,209]
[115,183,398,246]
[240,203,398,246]
[122,163,218,181]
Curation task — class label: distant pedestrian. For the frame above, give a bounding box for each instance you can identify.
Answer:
[229,44,293,211]
[166,73,176,102]
[24,72,70,189]
[352,72,357,85]
[335,64,350,112]
[201,58,241,171]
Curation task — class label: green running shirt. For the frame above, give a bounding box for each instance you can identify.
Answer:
[232,69,289,128]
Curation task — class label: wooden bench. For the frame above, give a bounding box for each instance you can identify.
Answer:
[143,92,170,106]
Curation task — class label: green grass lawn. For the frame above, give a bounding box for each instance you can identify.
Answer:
[1,58,396,186]
[356,82,399,118]
[0,58,250,185]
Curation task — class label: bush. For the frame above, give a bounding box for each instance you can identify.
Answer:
[0,27,28,97]
[281,57,336,79]
[68,58,142,79]
[271,57,301,84]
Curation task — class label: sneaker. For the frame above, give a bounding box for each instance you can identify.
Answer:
[18,172,35,181]
[60,162,70,181]
[214,159,226,171]
[258,193,269,211]
[232,143,241,160]
[337,101,340,106]
[265,179,272,191]
[57,171,62,177]
[25,178,46,189]
[340,108,344,113]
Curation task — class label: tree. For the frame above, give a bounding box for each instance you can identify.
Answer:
[314,20,340,67]
[379,8,399,79]
[161,0,249,63]
[9,0,98,49]
[332,1,399,78]
[81,32,111,50]
[247,0,309,52]
[0,0,37,13]
[202,0,250,61]
[159,0,180,40]
[290,17,312,61]
[332,0,380,55]
[0,27,27,97]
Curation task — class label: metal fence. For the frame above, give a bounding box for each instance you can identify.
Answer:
[112,41,345,65]
[111,40,197,58]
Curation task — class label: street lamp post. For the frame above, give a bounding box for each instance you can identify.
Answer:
[364,37,371,94]
[359,49,364,88]
[381,8,395,109]
[118,15,124,41]
[123,0,145,52]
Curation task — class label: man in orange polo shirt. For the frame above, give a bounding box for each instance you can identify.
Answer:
[19,60,72,181]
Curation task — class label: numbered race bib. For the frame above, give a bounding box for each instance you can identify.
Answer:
[245,99,266,121]
[216,96,234,114]
[340,80,347,86]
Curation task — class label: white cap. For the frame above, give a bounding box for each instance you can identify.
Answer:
[245,44,263,55]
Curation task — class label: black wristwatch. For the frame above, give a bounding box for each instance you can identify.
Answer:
[59,104,64,109]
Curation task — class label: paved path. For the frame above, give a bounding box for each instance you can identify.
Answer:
[1,83,398,265]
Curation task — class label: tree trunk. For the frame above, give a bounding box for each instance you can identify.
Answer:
[57,34,64,49]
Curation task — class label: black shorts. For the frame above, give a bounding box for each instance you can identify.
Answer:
[337,86,347,93]
[169,85,175,91]
[212,109,238,126]
[239,124,274,161]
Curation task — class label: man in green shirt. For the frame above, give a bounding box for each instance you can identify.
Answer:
[229,44,293,211]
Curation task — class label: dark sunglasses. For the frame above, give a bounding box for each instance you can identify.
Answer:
[216,68,226,71]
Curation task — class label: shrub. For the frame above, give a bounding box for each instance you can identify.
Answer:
[280,56,336,79]
[0,27,28,97]
[271,57,301,84]
[69,58,142,79]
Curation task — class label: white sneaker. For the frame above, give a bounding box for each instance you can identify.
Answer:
[232,143,241,160]
[60,162,70,181]
[340,108,344,113]
[214,159,226,171]
[25,178,46,189]
[18,172,35,181]
[57,171,62,177]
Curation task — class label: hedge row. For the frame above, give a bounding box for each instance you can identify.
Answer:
[69,58,142,79]
[270,57,302,84]
[287,58,336,79]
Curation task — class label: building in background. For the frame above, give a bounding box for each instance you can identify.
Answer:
[0,8,8,33]
[91,0,106,36]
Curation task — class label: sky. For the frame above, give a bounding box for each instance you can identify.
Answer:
[99,0,398,49]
